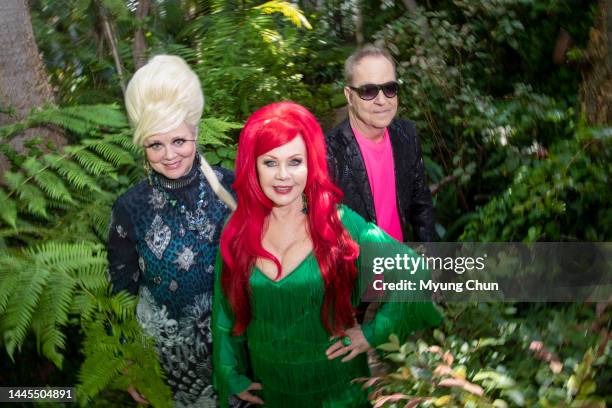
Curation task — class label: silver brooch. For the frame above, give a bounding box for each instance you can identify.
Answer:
[173,246,198,272]
[145,215,171,259]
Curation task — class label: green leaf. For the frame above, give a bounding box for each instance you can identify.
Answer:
[578,380,596,396]
[2,264,51,359]
[473,370,516,389]
[0,191,17,228]
[43,154,102,192]
[254,0,312,29]
[378,341,400,352]
[83,139,135,166]
[501,389,525,406]
[17,183,48,218]
[71,149,116,176]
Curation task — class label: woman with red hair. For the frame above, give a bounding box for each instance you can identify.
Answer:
[213,101,441,407]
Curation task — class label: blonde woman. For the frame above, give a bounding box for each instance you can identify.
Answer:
[107,55,236,407]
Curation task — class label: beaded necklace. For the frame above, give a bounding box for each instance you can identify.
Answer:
[148,161,213,240]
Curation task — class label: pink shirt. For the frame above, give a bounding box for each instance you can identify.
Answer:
[353,127,403,241]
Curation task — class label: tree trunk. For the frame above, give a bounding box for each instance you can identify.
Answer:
[0,0,55,126]
[97,2,126,95]
[327,0,344,40]
[580,0,612,125]
[0,0,63,174]
[132,0,151,70]
[355,0,364,46]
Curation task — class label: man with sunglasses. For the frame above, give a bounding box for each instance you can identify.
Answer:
[326,44,436,247]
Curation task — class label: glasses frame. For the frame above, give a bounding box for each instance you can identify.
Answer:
[347,81,400,101]
[143,138,197,155]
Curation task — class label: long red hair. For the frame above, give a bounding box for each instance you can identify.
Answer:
[220,101,359,335]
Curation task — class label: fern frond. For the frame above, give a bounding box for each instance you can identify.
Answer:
[83,139,135,166]
[0,221,42,241]
[17,183,49,218]
[202,116,242,132]
[0,190,17,228]
[199,117,241,146]
[4,170,50,218]
[30,109,90,136]
[89,203,113,239]
[1,241,111,366]
[28,242,106,275]
[119,339,173,408]
[3,170,25,191]
[108,291,138,322]
[0,253,22,315]
[78,344,126,399]
[0,120,30,141]
[103,133,141,155]
[33,170,75,204]
[78,295,171,407]
[43,154,102,192]
[22,157,75,204]
[30,269,76,368]
[40,327,68,368]
[69,148,117,177]
[29,104,128,137]
[60,104,128,130]
[2,264,51,359]
[44,194,114,242]
[75,264,109,292]
[71,292,98,322]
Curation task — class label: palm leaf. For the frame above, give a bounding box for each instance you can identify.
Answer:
[254,0,312,29]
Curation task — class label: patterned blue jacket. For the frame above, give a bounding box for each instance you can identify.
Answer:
[107,157,234,407]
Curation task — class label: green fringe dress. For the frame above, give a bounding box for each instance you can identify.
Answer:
[213,205,443,407]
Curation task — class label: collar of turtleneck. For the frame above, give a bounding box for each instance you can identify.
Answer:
[152,154,201,190]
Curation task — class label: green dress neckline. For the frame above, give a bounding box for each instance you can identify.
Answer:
[253,250,314,284]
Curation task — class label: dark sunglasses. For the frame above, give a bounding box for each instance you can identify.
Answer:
[348,81,399,100]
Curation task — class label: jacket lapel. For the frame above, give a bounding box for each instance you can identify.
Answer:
[339,120,377,222]
[387,119,410,237]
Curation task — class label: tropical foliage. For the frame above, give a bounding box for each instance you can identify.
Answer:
[0,103,241,404]
[1,0,610,406]
[365,303,609,407]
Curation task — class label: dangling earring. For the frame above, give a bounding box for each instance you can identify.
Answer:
[302,193,308,214]
[143,154,153,185]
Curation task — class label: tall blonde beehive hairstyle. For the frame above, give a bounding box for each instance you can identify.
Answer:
[125,55,236,210]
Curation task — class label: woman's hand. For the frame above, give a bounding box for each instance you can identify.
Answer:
[123,361,149,405]
[237,382,264,405]
[325,325,371,362]
[127,384,150,405]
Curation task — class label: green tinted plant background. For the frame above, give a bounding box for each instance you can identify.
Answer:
[0,0,610,406]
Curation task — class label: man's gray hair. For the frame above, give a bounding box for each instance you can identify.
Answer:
[344,44,396,85]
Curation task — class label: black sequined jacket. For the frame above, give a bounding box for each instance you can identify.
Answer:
[325,118,436,242]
